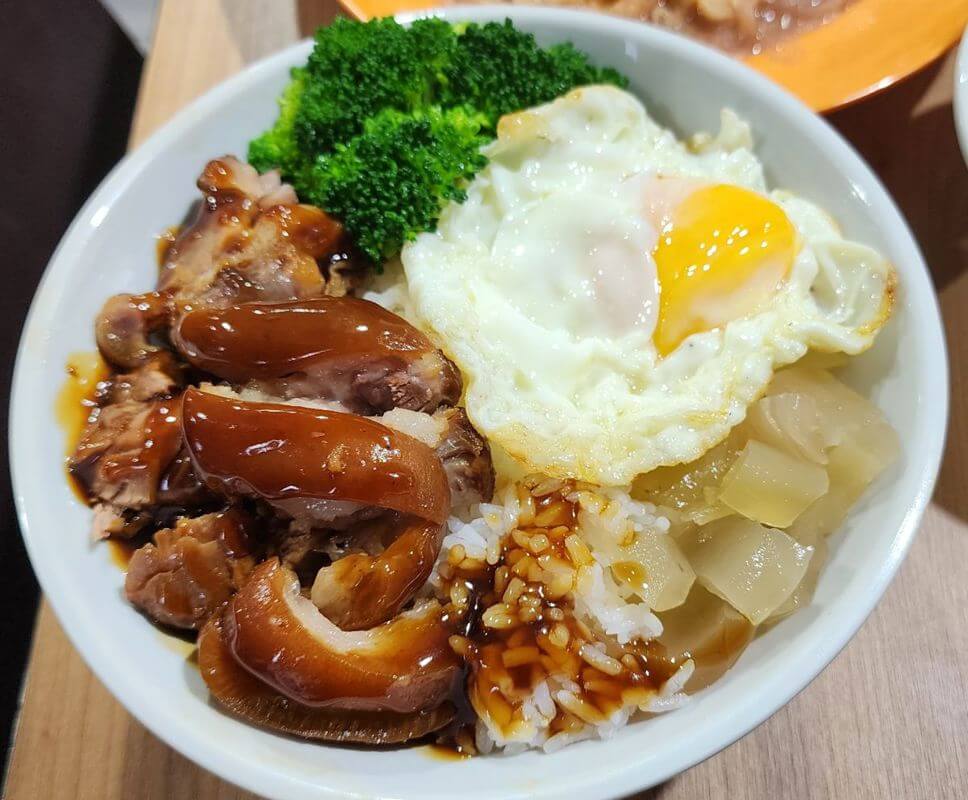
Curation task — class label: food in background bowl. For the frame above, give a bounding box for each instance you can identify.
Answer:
[455,0,851,55]
[63,17,896,756]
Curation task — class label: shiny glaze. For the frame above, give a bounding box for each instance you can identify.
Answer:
[159,158,333,308]
[260,204,343,259]
[311,517,445,630]
[74,398,184,501]
[225,559,460,712]
[125,509,257,630]
[108,538,139,569]
[181,388,450,524]
[95,291,171,369]
[174,296,436,384]
[199,608,456,743]
[155,225,181,268]
[56,351,109,488]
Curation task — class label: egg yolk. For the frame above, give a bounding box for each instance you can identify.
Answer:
[653,184,797,355]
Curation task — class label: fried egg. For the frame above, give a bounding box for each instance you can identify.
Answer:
[401,86,894,485]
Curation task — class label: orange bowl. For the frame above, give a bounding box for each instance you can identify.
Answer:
[335,0,968,112]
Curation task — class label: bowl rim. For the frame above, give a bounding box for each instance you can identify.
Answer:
[10,7,949,799]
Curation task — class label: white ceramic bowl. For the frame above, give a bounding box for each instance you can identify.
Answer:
[11,7,947,799]
[955,26,968,165]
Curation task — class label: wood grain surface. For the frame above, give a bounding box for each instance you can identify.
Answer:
[4,2,966,798]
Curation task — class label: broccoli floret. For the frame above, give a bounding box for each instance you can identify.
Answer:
[248,67,307,174]
[303,106,488,262]
[294,17,458,156]
[439,21,628,126]
[248,17,629,263]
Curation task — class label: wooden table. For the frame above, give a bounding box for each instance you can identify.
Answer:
[5,2,967,798]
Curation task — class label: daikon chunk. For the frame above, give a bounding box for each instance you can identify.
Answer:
[768,525,828,621]
[786,484,854,542]
[657,584,755,691]
[682,516,813,624]
[718,440,829,527]
[631,431,744,521]
[831,416,900,493]
[746,392,828,464]
[768,366,885,449]
[611,530,695,612]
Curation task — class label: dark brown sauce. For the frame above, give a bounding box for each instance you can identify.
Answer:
[261,204,343,258]
[57,352,109,503]
[55,351,108,456]
[438,482,686,744]
[108,538,138,569]
[155,225,180,268]
[424,742,471,761]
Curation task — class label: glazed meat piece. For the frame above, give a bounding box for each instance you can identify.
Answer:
[181,388,451,527]
[70,397,184,538]
[415,407,492,509]
[70,355,214,538]
[198,559,459,743]
[199,594,457,744]
[95,292,171,370]
[95,157,345,371]
[94,354,183,405]
[182,389,456,628]
[301,407,493,628]
[379,407,495,509]
[159,158,338,309]
[227,560,458,712]
[172,297,461,415]
[125,509,258,630]
[154,446,210,509]
[270,516,390,586]
[310,516,444,630]
[183,387,494,617]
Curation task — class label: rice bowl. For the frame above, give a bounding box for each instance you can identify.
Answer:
[10,7,947,798]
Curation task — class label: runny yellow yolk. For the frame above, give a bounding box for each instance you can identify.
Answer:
[652,184,798,356]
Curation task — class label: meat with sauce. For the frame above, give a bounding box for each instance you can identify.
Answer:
[172,297,461,415]
[70,158,496,745]
[68,359,211,538]
[95,157,347,371]
[70,397,184,538]
[125,509,258,630]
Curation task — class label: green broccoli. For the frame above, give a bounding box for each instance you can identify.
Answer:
[439,20,628,127]
[248,67,307,175]
[294,17,458,157]
[304,106,489,262]
[248,17,628,263]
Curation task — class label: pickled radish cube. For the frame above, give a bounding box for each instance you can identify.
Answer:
[657,584,755,691]
[745,392,828,464]
[768,528,828,621]
[684,516,813,624]
[613,530,695,612]
[718,440,829,528]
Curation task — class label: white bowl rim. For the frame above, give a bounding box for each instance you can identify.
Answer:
[9,6,949,800]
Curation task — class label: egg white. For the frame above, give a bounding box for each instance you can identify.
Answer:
[399,86,894,485]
